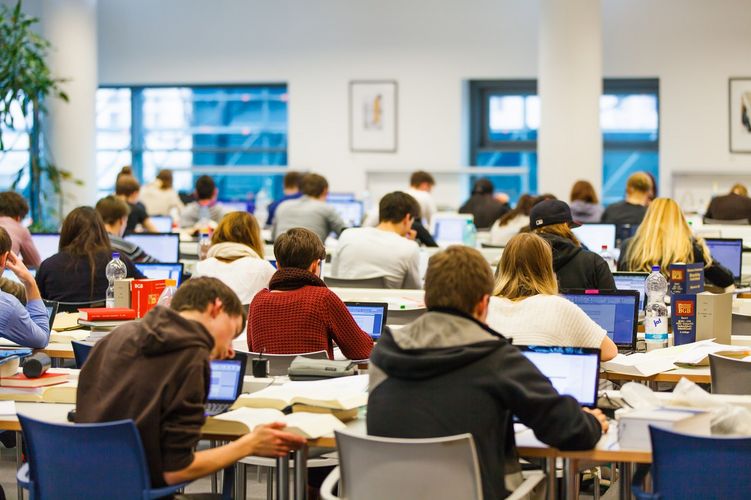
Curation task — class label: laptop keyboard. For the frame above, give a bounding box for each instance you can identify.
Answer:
[205,402,231,417]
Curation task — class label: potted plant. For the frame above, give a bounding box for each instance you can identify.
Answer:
[0,0,75,230]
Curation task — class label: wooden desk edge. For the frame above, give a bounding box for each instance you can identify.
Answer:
[517,446,652,463]
[603,371,711,384]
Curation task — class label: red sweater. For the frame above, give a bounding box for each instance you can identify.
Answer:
[247,269,373,360]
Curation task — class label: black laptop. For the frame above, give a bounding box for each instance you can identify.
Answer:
[560,289,640,353]
[205,357,247,416]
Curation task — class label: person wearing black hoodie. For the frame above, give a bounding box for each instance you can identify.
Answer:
[76,277,305,488]
[368,246,607,500]
[459,178,510,229]
[531,200,616,290]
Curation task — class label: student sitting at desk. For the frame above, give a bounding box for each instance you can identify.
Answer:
[704,183,751,222]
[266,170,303,227]
[600,171,651,225]
[36,207,144,310]
[139,169,184,217]
[76,277,305,489]
[486,233,618,360]
[0,228,49,348]
[331,191,421,289]
[459,177,510,230]
[367,245,607,500]
[115,174,159,234]
[0,191,41,268]
[194,211,275,305]
[406,170,438,227]
[488,193,535,247]
[96,195,159,264]
[247,228,373,360]
[531,199,616,290]
[618,198,735,288]
[180,175,226,229]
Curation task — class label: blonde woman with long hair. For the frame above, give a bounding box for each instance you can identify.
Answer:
[486,233,618,360]
[618,198,734,287]
[193,211,275,304]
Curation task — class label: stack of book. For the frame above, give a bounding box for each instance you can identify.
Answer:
[78,308,136,341]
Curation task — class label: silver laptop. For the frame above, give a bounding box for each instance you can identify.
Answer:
[205,357,247,416]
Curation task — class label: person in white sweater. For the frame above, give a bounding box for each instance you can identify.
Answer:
[489,193,535,246]
[193,211,275,305]
[139,169,184,217]
[486,232,618,361]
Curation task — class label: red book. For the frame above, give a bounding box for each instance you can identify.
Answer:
[131,279,174,318]
[78,308,137,321]
[0,371,69,388]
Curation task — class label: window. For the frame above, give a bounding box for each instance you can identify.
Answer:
[0,101,32,191]
[469,79,659,204]
[96,84,288,201]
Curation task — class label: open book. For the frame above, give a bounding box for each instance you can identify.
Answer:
[233,375,368,411]
[207,407,345,439]
[602,353,677,377]
[0,381,77,403]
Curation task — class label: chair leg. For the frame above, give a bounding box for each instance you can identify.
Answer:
[266,467,274,500]
[210,440,218,493]
[593,467,601,500]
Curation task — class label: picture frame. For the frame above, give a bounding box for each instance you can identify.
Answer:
[349,80,398,152]
[729,78,751,153]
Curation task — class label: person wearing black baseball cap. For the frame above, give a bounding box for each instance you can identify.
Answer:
[530,199,615,290]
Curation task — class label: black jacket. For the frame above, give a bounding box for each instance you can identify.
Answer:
[459,195,510,230]
[617,238,735,288]
[538,233,616,290]
[367,310,602,499]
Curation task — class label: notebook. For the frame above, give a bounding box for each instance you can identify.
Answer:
[613,272,649,310]
[560,289,640,352]
[345,302,388,339]
[519,345,601,407]
[135,262,184,286]
[572,223,616,253]
[124,233,180,263]
[704,238,743,285]
[205,357,247,417]
[30,233,60,262]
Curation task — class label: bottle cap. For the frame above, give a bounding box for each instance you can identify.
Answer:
[112,252,120,259]
[601,245,608,250]
[651,265,660,272]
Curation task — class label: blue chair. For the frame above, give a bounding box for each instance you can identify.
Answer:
[632,426,751,499]
[71,341,93,369]
[17,414,234,499]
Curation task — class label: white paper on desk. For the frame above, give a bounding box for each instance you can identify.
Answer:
[674,342,751,366]
[0,401,16,415]
[602,353,677,377]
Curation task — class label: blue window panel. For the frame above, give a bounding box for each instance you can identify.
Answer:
[602,150,658,206]
[474,151,538,204]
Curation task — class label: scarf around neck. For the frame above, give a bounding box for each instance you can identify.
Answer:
[207,242,260,260]
[269,267,327,291]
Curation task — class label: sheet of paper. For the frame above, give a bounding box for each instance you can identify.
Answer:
[0,401,17,415]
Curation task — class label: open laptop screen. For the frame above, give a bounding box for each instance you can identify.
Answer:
[572,224,616,253]
[124,233,180,263]
[149,215,173,233]
[135,263,184,286]
[207,359,244,403]
[560,289,639,348]
[345,302,388,339]
[613,272,648,310]
[328,200,364,227]
[432,215,472,245]
[704,238,742,282]
[31,233,60,263]
[519,345,600,407]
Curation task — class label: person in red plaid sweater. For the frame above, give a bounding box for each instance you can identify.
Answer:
[247,227,373,360]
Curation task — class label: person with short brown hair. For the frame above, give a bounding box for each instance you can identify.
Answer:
[77,276,304,489]
[179,175,226,229]
[0,191,42,268]
[96,195,158,264]
[194,211,275,304]
[247,227,373,360]
[272,173,347,242]
[569,180,604,223]
[704,183,751,222]
[115,175,159,234]
[367,244,607,500]
[266,171,304,226]
[407,170,438,226]
[601,171,652,225]
[458,178,510,229]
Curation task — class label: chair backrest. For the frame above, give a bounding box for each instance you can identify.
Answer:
[703,217,750,225]
[19,414,153,500]
[334,431,483,500]
[323,276,388,289]
[55,299,106,314]
[245,350,329,376]
[709,354,751,394]
[71,341,93,369]
[649,425,751,500]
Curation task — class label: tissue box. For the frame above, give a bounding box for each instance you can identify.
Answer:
[618,407,711,451]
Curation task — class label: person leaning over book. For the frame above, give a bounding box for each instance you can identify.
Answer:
[367,245,607,500]
[247,227,374,360]
[0,227,49,348]
[76,277,306,488]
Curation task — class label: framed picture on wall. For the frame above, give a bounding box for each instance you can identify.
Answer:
[729,78,751,153]
[350,80,398,152]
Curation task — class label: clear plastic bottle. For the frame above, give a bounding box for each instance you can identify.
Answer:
[157,282,178,307]
[198,205,211,232]
[644,265,669,347]
[599,245,617,272]
[463,219,477,247]
[254,184,271,228]
[105,252,127,308]
[198,231,211,261]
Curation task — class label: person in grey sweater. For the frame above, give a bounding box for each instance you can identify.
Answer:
[272,173,347,242]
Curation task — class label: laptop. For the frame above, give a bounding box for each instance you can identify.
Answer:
[328,200,364,227]
[2,268,36,283]
[205,357,247,417]
[43,299,59,328]
[219,200,250,213]
[704,238,743,285]
[345,302,388,340]
[613,271,649,310]
[560,289,640,353]
[30,233,60,262]
[135,263,184,286]
[149,215,173,233]
[571,223,616,253]
[432,214,473,246]
[124,233,180,262]
[518,345,601,408]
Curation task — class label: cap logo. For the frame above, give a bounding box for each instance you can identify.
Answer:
[535,218,544,226]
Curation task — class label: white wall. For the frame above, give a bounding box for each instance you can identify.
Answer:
[87,0,751,205]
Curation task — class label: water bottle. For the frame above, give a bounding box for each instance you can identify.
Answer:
[105,252,127,308]
[462,219,477,247]
[254,183,271,228]
[198,231,211,261]
[198,204,211,232]
[599,245,617,272]
[157,283,178,307]
[645,265,669,348]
